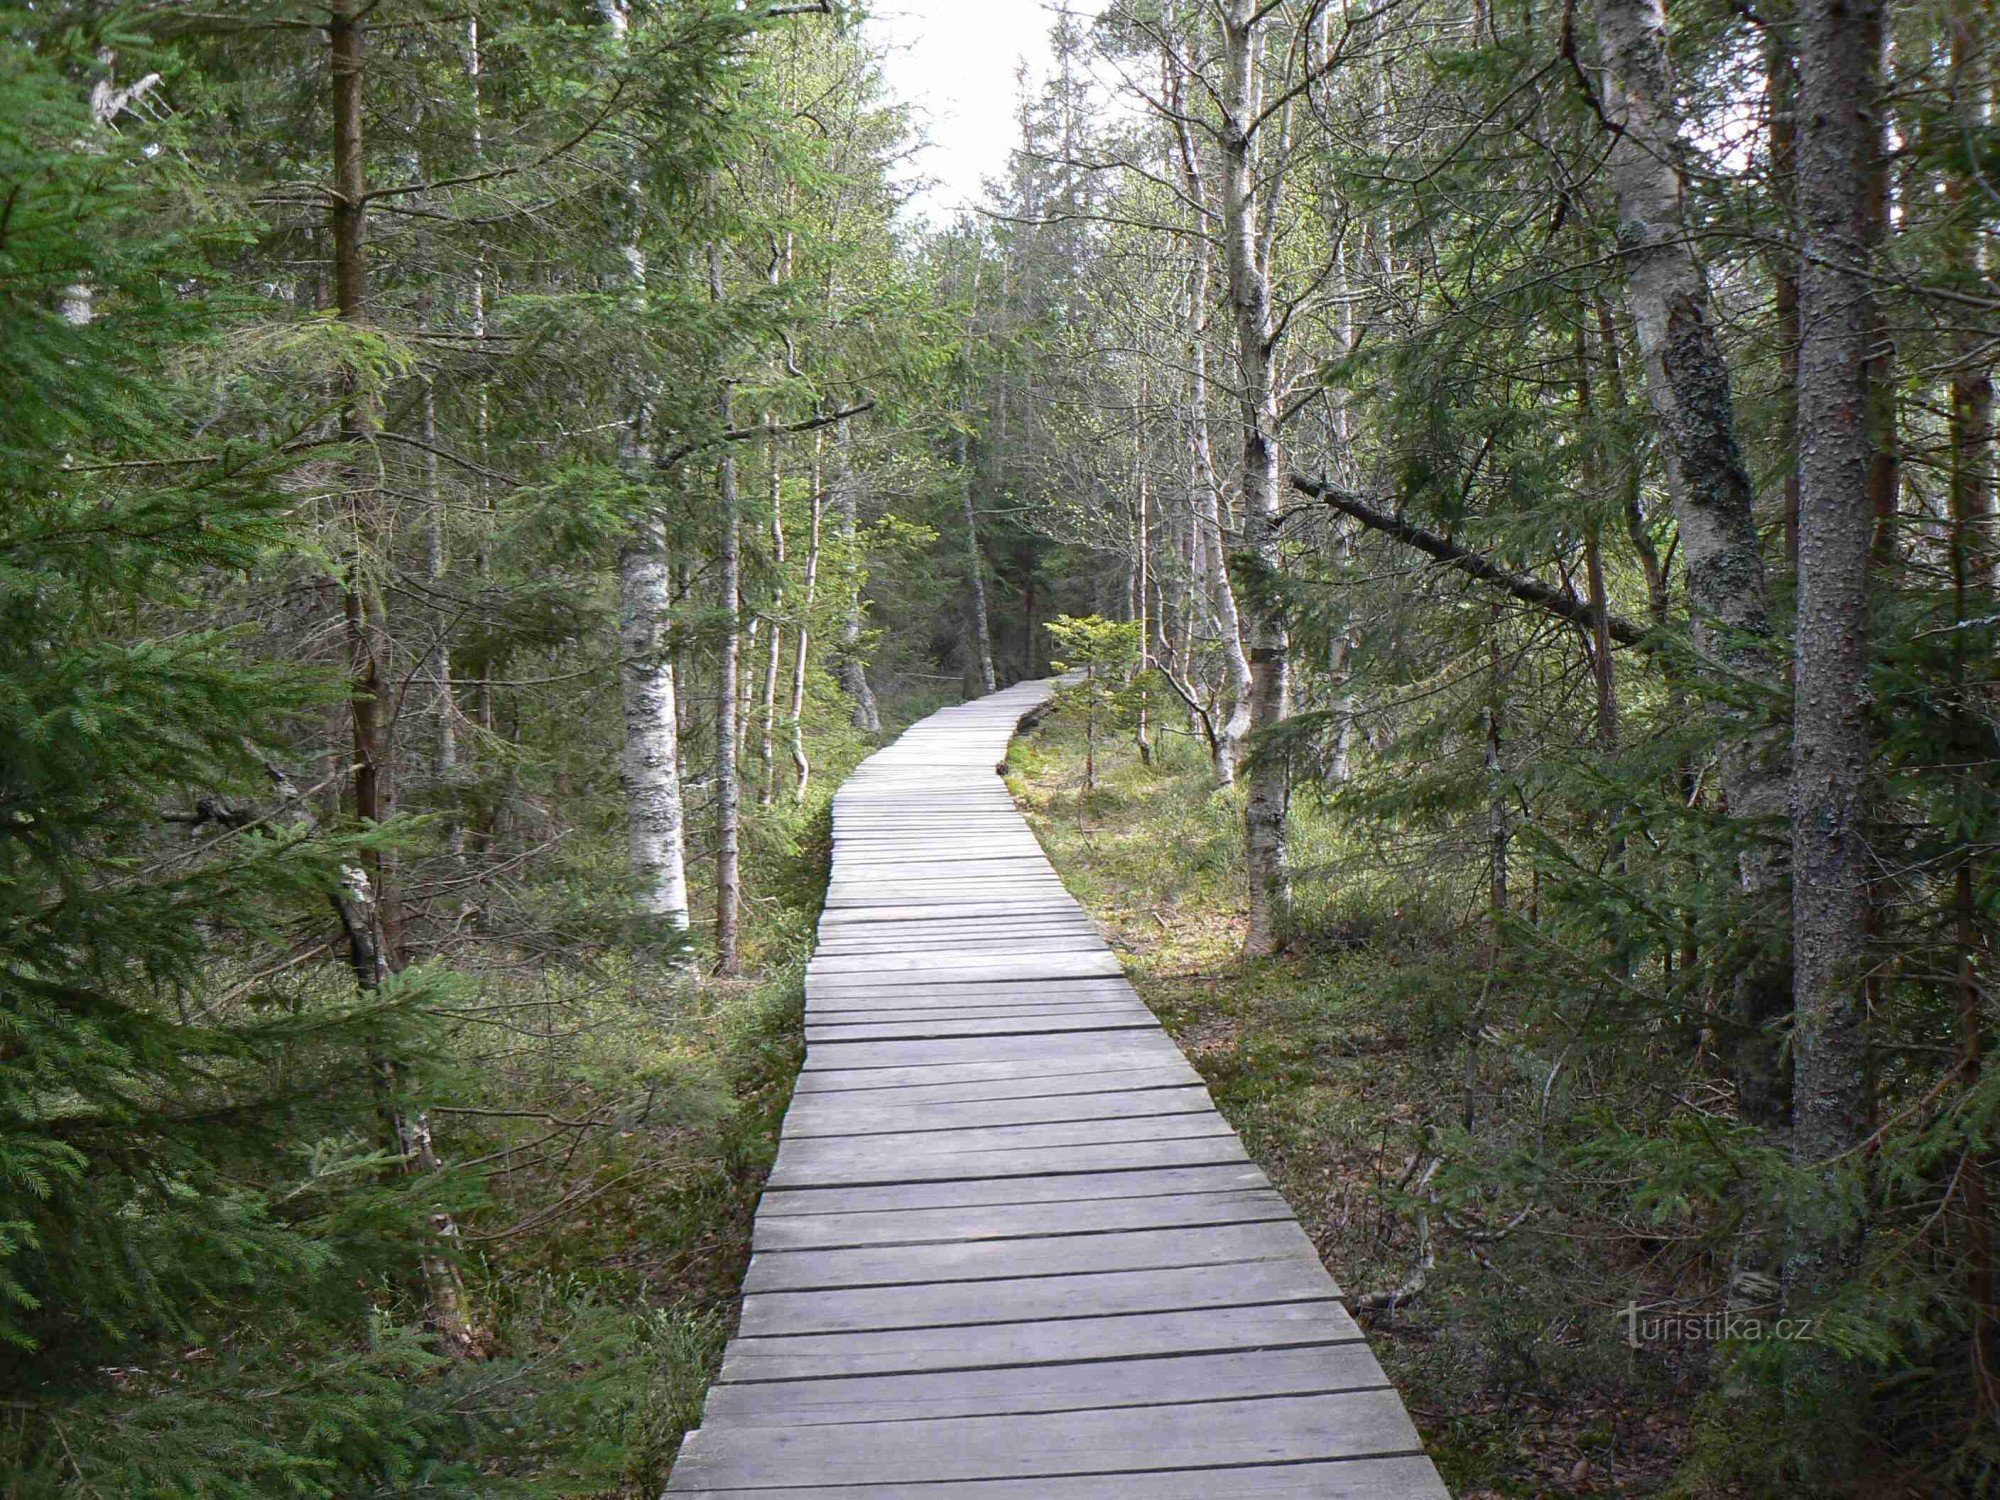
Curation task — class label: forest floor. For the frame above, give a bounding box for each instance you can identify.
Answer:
[1008,714,1712,1500]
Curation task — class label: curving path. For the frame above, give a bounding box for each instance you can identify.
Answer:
[666,680,1449,1498]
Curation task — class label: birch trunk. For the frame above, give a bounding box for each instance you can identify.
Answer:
[603,0,690,939]
[957,424,998,694]
[831,423,881,735]
[713,424,742,970]
[1169,54,1255,785]
[1220,0,1292,956]
[618,525,691,932]
[759,430,785,806]
[790,435,825,802]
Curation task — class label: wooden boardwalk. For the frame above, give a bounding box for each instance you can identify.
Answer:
[666,680,1449,1498]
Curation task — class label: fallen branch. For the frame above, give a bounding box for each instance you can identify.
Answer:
[1289,473,1650,648]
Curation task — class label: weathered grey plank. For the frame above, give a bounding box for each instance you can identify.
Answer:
[764,1135,1251,1189]
[804,1012,1155,1043]
[738,1259,1338,1337]
[782,1084,1214,1136]
[799,1033,1188,1071]
[700,1343,1391,1426]
[751,1187,1289,1251]
[774,1112,1234,1166]
[717,1299,1364,1383]
[670,1391,1424,1489]
[790,1063,1202,1103]
[670,1454,1451,1499]
[743,1220,1324,1292]
[794,1056,1204,1094]
[757,1162,1273,1217]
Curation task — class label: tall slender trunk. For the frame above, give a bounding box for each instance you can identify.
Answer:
[619,526,691,932]
[1791,0,1877,1175]
[1769,17,1803,568]
[1576,320,1619,751]
[1169,54,1255,784]
[466,9,496,760]
[329,2,479,1359]
[1786,0,1880,1457]
[759,430,785,807]
[790,435,824,802]
[711,240,742,975]
[1947,29,1997,1384]
[958,422,997,694]
[604,0,690,941]
[832,423,880,734]
[1220,1,1292,956]
[1594,0,1788,1122]
[1946,11,1996,594]
[1133,369,1152,763]
[1861,7,1898,567]
[422,377,458,790]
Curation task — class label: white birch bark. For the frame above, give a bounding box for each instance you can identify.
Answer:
[831,423,881,735]
[1168,55,1256,786]
[790,436,825,802]
[618,522,691,930]
[1221,0,1293,956]
[603,0,689,938]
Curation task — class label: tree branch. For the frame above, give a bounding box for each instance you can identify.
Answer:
[654,401,874,470]
[1288,473,1650,647]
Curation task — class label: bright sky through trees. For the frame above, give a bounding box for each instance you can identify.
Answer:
[865,0,1056,220]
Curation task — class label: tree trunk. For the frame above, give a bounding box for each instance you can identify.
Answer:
[1133,366,1152,763]
[1220,0,1292,957]
[711,244,742,974]
[790,434,825,803]
[1786,0,1880,1457]
[601,0,690,947]
[832,423,880,735]
[1169,65,1255,786]
[759,429,785,806]
[329,3,479,1360]
[957,423,997,693]
[618,523,692,933]
[1768,18,1803,569]
[1593,0,1789,1122]
[1946,11,1995,593]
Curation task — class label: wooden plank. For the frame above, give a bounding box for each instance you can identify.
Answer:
[750,1187,1290,1252]
[764,1135,1251,1189]
[782,1084,1215,1136]
[699,1343,1392,1426]
[775,1112,1233,1165]
[742,1220,1325,1293]
[756,1162,1274,1217]
[718,1299,1363,1382]
[804,1013,1156,1043]
[790,1063,1202,1104]
[669,1391,1424,1489]
[669,1454,1451,1499]
[799,1033,1187,1071]
[738,1259,1337,1338]
[794,1058,1203,1095]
